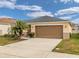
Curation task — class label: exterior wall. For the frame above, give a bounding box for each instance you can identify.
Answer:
[29,22,72,39]
[0,24,11,35]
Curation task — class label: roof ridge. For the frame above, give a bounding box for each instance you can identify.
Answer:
[26,16,69,22]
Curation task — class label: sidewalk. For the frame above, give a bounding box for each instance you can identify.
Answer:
[46,52,79,58]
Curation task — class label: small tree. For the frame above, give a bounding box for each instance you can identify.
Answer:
[11,20,28,39]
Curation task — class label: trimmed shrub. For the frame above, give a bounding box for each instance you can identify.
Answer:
[28,32,35,38]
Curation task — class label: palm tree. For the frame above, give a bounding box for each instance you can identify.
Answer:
[11,20,28,39]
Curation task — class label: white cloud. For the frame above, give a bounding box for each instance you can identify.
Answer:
[57,14,79,24]
[60,0,72,3]
[56,12,79,24]
[55,7,79,16]
[72,18,79,24]
[0,0,43,11]
[0,16,12,18]
[56,0,79,3]
[58,14,76,20]
[59,16,72,19]
[10,0,16,2]
[55,7,79,24]
[74,0,79,3]
[0,0,16,9]
[27,11,54,18]
[15,5,43,11]
[54,0,58,3]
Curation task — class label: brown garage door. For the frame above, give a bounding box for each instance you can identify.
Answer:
[35,25,63,39]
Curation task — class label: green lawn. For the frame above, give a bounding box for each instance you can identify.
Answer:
[53,33,79,55]
[0,36,23,46]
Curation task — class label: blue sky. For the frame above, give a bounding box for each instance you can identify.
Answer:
[0,0,79,23]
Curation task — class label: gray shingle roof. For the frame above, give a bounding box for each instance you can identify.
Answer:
[26,16,68,23]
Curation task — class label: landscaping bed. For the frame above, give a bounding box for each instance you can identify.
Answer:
[53,33,79,55]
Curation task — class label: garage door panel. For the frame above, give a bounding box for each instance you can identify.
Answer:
[35,25,63,39]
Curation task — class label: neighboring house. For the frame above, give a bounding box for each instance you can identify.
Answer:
[71,23,79,33]
[0,18,16,35]
[26,16,72,39]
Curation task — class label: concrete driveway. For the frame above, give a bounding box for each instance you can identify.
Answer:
[0,38,61,58]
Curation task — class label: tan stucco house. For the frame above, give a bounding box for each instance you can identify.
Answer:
[0,18,16,35]
[27,16,72,39]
